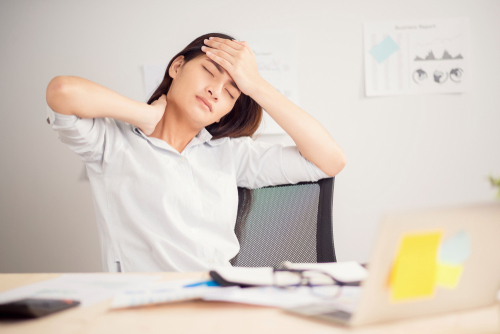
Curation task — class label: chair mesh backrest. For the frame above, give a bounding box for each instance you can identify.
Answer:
[230,177,336,268]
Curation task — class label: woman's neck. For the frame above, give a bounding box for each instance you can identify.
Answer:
[148,102,201,154]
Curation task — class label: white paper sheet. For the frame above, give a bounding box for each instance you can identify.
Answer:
[202,286,323,308]
[283,261,368,283]
[0,274,161,307]
[203,285,362,310]
[364,17,470,96]
[110,278,214,309]
[235,30,298,135]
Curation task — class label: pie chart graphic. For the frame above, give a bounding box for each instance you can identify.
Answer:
[412,69,428,84]
[450,68,464,83]
[433,70,448,84]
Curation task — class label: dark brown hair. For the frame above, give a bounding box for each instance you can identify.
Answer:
[146,32,262,140]
[146,33,261,244]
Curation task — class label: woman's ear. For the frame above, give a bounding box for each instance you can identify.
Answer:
[168,55,185,79]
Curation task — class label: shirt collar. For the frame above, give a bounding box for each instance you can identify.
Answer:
[196,127,213,143]
[132,126,224,147]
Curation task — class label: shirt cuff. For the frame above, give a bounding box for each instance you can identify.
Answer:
[46,104,80,128]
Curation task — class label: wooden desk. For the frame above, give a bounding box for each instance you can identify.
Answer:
[1,273,499,334]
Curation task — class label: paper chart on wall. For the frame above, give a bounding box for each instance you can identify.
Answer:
[143,63,168,101]
[364,17,470,96]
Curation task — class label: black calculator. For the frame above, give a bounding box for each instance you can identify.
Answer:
[0,298,80,319]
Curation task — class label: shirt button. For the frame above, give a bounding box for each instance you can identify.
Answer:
[179,157,185,163]
[208,258,214,263]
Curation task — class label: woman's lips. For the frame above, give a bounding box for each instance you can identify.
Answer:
[196,96,211,112]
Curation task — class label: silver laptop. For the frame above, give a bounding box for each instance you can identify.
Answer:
[285,202,500,327]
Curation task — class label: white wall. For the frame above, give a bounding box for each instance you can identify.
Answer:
[1,0,498,272]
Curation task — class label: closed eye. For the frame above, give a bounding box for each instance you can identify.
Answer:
[203,66,213,76]
[203,65,235,99]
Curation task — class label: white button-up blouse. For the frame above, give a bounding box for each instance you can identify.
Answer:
[46,104,330,273]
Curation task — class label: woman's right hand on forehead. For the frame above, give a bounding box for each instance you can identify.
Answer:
[141,94,167,135]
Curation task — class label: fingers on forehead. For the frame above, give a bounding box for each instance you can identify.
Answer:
[211,36,244,48]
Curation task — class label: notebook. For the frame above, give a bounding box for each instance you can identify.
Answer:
[209,261,367,287]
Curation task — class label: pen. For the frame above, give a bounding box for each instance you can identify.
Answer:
[183,280,220,288]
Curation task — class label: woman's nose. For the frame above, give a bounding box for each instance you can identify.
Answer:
[208,89,218,101]
[208,86,222,100]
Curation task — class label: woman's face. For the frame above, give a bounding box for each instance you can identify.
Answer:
[167,54,242,128]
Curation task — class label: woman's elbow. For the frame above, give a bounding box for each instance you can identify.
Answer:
[46,76,67,97]
[325,152,346,177]
[46,76,65,106]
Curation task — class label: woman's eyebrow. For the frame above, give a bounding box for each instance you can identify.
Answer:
[205,58,241,93]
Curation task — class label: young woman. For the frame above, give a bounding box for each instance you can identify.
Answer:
[46,32,346,273]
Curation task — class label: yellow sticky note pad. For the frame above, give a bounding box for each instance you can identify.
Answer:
[436,263,463,289]
[390,231,442,302]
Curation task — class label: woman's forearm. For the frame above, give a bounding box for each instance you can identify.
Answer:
[46,76,151,128]
[248,79,346,177]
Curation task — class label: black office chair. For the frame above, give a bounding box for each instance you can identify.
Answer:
[230,177,336,268]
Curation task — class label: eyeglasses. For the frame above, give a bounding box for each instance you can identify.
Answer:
[271,268,345,299]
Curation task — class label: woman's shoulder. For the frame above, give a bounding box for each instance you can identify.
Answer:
[207,135,252,147]
[208,136,279,156]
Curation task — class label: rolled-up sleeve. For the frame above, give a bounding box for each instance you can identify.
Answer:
[230,136,330,189]
[46,104,113,164]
